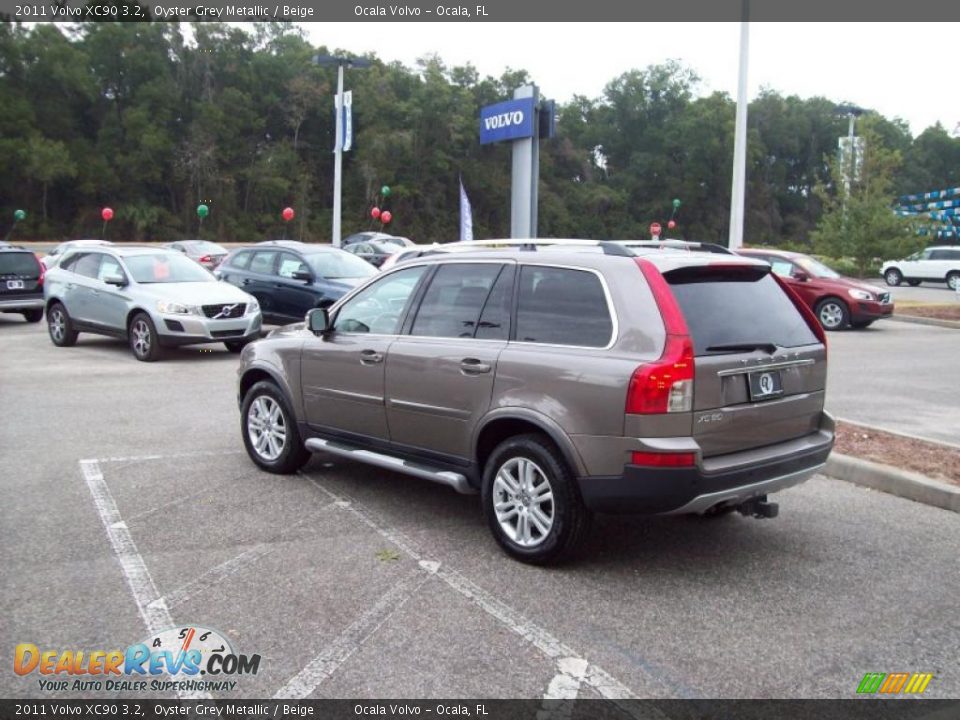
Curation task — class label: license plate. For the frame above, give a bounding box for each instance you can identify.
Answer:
[748,369,783,401]
[6,280,24,290]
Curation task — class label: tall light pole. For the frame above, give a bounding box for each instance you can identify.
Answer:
[728,0,750,250]
[312,54,370,247]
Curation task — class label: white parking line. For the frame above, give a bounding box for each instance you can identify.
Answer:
[303,474,666,714]
[273,567,433,699]
[79,459,210,701]
[95,450,243,464]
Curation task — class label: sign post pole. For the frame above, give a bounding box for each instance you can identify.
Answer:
[509,85,539,238]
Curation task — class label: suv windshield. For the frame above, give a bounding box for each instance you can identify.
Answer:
[124,253,212,283]
[308,251,378,279]
[795,256,840,279]
[666,265,818,354]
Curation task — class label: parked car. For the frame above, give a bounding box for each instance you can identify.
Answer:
[0,246,45,323]
[217,241,377,325]
[737,248,893,330]
[163,240,229,270]
[44,246,261,361]
[880,246,960,290]
[343,239,400,268]
[41,240,112,269]
[342,232,415,248]
[236,240,834,564]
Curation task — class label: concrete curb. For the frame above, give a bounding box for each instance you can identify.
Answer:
[889,314,960,330]
[824,453,960,514]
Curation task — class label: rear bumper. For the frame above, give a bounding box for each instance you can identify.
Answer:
[0,296,44,311]
[577,427,834,515]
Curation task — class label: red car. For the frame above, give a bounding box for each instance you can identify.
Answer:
[736,249,894,330]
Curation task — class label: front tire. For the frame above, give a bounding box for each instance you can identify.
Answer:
[816,298,850,331]
[47,302,78,347]
[884,268,903,286]
[224,340,250,353]
[241,380,310,474]
[22,308,43,323]
[482,434,590,565]
[128,312,162,362]
[947,272,960,291]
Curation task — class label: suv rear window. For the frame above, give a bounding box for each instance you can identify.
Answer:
[516,266,613,347]
[0,252,40,276]
[665,266,818,354]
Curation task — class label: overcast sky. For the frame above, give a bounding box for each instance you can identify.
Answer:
[301,22,959,137]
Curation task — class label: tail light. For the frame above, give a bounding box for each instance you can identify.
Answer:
[626,260,695,414]
[630,451,696,467]
[199,255,212,263]
[770,272,827,349]
[36,258,45,288]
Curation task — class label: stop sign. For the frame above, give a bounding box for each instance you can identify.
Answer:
[649,222,662,237]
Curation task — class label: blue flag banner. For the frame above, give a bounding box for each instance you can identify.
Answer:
[459,177,474,242]
[342,91,353,152]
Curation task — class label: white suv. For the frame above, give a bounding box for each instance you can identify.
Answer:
[881,246,960,290]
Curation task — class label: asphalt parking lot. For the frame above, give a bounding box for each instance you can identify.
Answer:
[2,315,958,701]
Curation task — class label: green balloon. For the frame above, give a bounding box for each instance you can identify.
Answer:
[381,185,391,197]
[672,198,682,209]
[197,204,209,219]
[14,209,26,221]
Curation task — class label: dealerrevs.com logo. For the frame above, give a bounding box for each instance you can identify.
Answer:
[15,626,261,693]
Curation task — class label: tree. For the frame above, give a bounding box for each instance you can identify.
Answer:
[811,121,920,277]
[23,136,77,221]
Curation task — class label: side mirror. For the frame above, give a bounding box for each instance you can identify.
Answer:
[792,269,810,282]
[103,274,127,287]
[307,307,330,336]
[292,270,313,282]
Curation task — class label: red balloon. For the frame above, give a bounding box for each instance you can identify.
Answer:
[380,211,392,225]
[370,207,381,220]
[667,220,676,229]
[282,207,295,222]
[101,207,114,222]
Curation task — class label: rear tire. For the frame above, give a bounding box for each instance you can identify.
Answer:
[815,298,850,331]
[47,302,78,347]
[22,308,43,323]
[884,268,902,286]
[241,380,310,474]
[128,312,162,362]
[482,433,590,565]
[947,272,960,291]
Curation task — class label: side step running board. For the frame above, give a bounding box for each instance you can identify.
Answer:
[304,437,476,495]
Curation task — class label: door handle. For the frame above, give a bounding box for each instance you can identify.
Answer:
[360,349,384,365]
[460,358,492,374]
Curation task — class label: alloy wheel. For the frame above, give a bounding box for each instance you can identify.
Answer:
[819,302,844,330]
[492,457,555,548]
[247,395,286,461]
[49,309,65,342]
[131,319,151,358]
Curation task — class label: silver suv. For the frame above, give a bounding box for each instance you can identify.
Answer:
[237,242,834,563]
[44,246,262,361]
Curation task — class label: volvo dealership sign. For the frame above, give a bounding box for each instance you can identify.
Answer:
[479,97,536,145]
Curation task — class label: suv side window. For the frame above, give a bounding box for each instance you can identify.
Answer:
[411,263,502,339]
[97,256,126,282]
[59,252,82,272]
[929,250,948,260]
[515,266,613,348]
[249,251,277,275]
[476,265,515,341]
[335,265,427,335]
[278,252,310,279]
[228,251,252,270]
[72,252,103,279]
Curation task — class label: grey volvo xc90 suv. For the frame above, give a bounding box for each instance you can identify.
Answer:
[237,241,834,563]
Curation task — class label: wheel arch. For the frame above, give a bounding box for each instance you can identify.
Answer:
[239,362,298,416]
[473,410,587,478]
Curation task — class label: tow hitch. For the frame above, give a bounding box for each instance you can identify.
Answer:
[736,495,779,519]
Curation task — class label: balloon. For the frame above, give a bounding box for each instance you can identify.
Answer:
[667,220,676,229]
[381,210,392,225]
[282,207,295,222]
[101,207,114,222]
[197,204,209,219]
[672,198,682,208]
[381,185,391,197]
[370,207,381,220]
[14,209,26,221]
